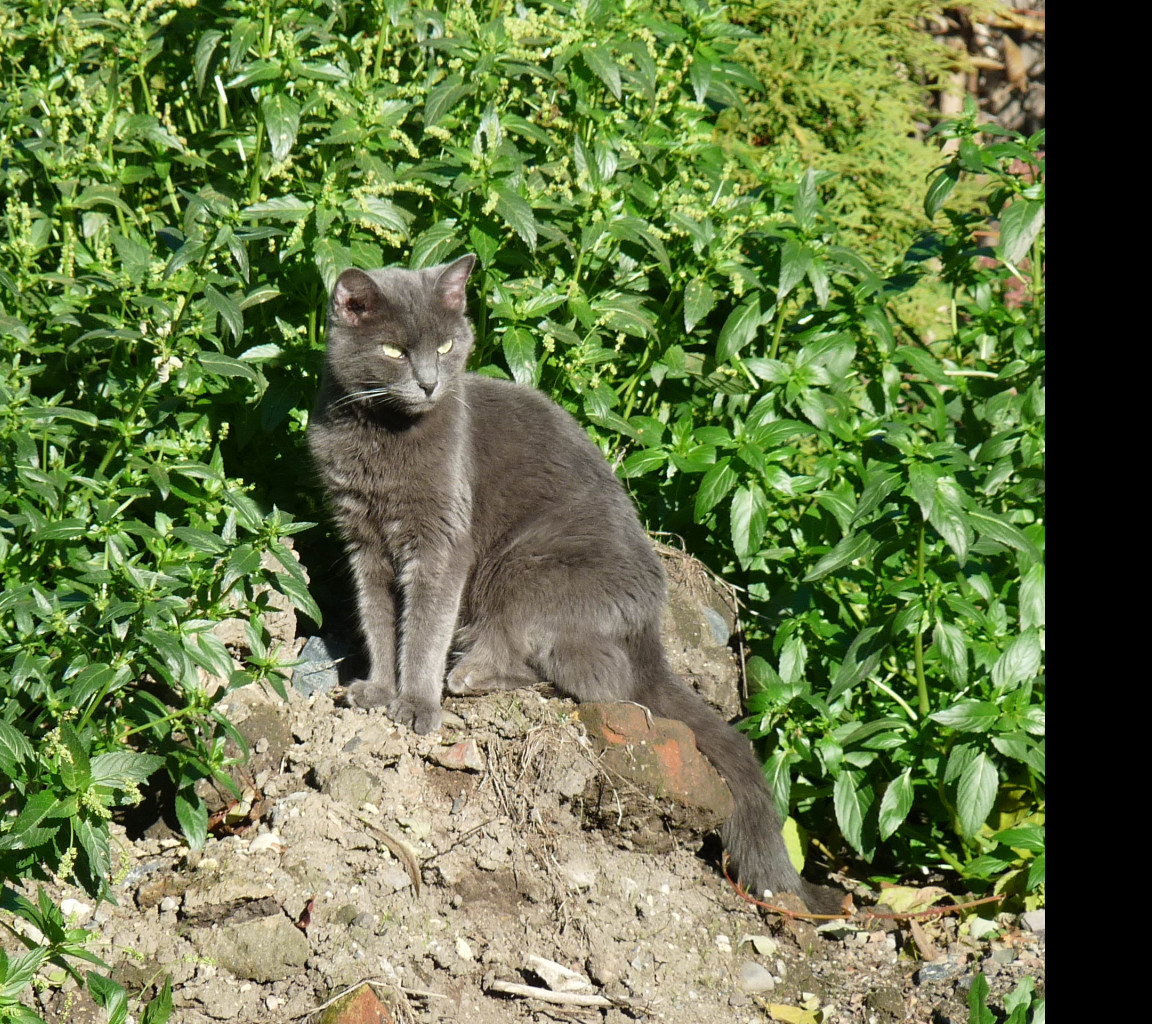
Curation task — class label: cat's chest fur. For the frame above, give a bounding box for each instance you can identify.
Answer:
[313,396,473,561]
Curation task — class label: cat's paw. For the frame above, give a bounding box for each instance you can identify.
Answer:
[447,655,534,695]
[445,663,485,695]
[387,695,443,735]
[345,679,396,709]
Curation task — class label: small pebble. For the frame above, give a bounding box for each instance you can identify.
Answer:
[737,961,776,994]
[59,899,93,923]
[248,832,283,854]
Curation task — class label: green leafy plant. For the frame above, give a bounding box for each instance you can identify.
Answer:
[1,0,1042,1013]
[968,972,1045,1024]
[611,115,1044,888]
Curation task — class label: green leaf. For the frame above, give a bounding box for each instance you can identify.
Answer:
[0,791,61,851]
[752,419,815,448]
[240,194,313,220]
[878,769,913,840]
[193,29,224,93]
[694,458,738,520]
[621,449,666,478]
[501,327,537,384]
[1026,852,1045,891]
[57,722,91,793]
[828,626,885,701]
[778,238,812,300]
[833,770,873,856]
[992,629,1042,689]
[275,569,323,627]
[997,199,1044,265]
[175,790,208,850]
[198,349,259,382]
[906,462,942,520]
[87,970,129,1024]
[968,507,1041,560]
[932,619,968,686]
[89,751,164,789]
[928,477,973,565]
[930,700,999,733]
[75,817,111,880]
[994,824,1045,853]
[1019,562,1045,631]
[261,93,300,162]
[956,752,998,837]
[1,948,48,1000]
[142,976,174,1024]
[683,278,715,333]
[172,526,228,554]
[852,468,902,524]
[424,74,470,126]
[924,164,959,220]
[688,49,712,103]
[778,635,807,686]
[409,219,461,269]
[582,45,622,100]
[0,720,34,776]
[34,518,88,541]
[803,531,877,583]
[20,406,99,427]
[730,483,768,560]
[222,544,263,593]
[493,184,537,250]
[793,169,820,233]
[716,298,762,364]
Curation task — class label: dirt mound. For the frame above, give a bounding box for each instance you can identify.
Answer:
[21,674,1043,1023]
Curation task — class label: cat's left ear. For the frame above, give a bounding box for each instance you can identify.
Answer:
[434,254,477,314]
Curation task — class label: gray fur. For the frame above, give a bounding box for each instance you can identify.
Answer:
[308,256,840,912]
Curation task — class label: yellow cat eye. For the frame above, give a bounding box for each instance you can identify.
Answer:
[380,343,404,358]
[437,339,453,355]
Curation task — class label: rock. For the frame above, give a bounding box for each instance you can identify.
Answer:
[293,634,351,696]
[737,961,776,994]
[917,954,968,984]
[59,898,94,923]
[578,703,733,812]
[316,983,395,1024]
[658,545,742,720]
[193,909,309,983]
[968,916,1000,940]
[865,986,906,1018]
[323,765,383,809]
[1021,909,1045,937]
[431,738,485,772]
[559,852,598,890]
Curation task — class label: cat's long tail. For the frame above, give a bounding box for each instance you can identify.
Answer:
[627,624,842,915]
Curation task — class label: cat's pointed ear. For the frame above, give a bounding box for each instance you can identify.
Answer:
[434,254,476,314]
[331,269,384,326]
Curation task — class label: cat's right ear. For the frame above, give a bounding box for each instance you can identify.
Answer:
[331,269,383,327]
[434,254,477,315]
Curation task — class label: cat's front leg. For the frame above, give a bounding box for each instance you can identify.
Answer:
[346,546,399,709]
[392,544,469,734]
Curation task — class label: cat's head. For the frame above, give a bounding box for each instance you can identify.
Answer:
[324,254,476,416]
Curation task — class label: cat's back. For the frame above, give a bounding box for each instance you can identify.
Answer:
[462,374,617,485]
[460,374,650,547]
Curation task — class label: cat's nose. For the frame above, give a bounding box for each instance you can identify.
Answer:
[419,380,436,397]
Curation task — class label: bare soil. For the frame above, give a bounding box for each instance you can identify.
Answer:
[21,677,1043,1024]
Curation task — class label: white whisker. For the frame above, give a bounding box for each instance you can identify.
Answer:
[332,387,392,410]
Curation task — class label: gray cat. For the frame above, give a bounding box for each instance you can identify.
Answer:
[308,255,841,913]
